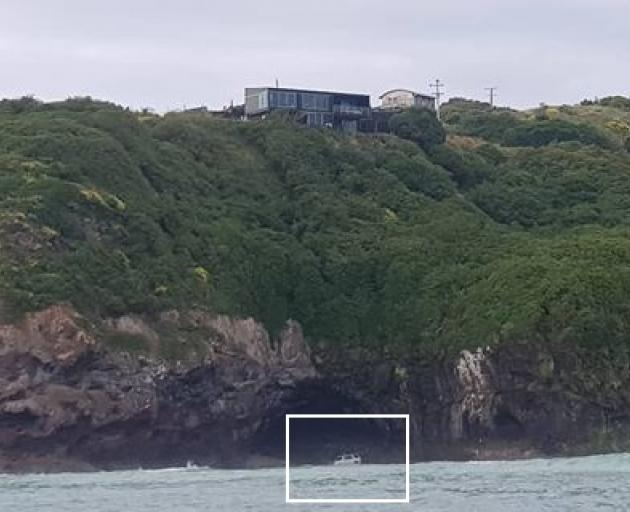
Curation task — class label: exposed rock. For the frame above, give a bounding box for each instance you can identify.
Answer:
[278,321,311,369]
[2,306,630,472]
[451,348,495,440]
[312,341,630,461]
[208,314,276,366]
[158,310,180,324]
[0,306,318,471]
[0,305,94,366]
[104,315,159,345]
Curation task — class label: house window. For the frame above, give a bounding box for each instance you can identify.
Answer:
[270,90,297,108]
[307,112,323,126]
[245,90,268,114]
[258,92,268,109]
[301,93,330,111]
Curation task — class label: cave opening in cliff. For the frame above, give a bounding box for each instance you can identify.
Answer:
[250,382,406,465]
[493,407,524,439]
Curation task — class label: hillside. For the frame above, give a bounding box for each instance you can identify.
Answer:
[1,96,630,355]
[3,95,630,470]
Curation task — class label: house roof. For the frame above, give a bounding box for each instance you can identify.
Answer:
[247,86,369,99]
[379,88,435,100]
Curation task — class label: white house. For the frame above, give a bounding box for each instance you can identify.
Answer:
[379,89,436,111]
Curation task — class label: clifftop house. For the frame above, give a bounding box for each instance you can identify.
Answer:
[245,87,370,133]
[378,89,436,111]
[244,85,436,133]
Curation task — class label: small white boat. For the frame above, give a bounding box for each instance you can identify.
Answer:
[333,453,361,465]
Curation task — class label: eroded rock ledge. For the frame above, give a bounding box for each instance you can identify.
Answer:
[1,306,630,472]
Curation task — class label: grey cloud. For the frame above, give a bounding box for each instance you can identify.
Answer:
[0,0,628,111]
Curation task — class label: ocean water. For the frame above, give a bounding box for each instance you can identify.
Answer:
[2,454,630,511]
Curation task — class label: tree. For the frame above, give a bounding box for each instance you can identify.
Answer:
[389,108,446,150]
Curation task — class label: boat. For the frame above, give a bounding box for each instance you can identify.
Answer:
[333,453,361,465]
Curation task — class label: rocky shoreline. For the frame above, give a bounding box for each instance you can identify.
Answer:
[2,306,630,473]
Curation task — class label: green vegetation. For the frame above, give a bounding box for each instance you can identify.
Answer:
[442,99,615,149]
[103,332,151,354]
[1,95,630,351]
[389,107,446,150]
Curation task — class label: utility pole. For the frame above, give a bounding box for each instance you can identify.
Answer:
[429,79,445,120]
[275,78,279,88]
[485,87,498,107]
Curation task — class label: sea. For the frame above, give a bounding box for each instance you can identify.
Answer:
[1,453,629,511]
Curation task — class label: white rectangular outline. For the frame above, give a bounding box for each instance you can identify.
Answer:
[285,413,410,504]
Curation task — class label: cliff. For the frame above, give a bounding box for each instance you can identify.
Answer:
[2,306,630,472]
[0,306,315,471]
[2,96,630,470]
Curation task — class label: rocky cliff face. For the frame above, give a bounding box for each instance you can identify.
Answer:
[1,306,630,472]
[0,306,315,471]
[314,342,630,460]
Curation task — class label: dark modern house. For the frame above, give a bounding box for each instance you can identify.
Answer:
[245,87,371,133]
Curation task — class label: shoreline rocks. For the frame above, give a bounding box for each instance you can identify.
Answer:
[2,306,630,473]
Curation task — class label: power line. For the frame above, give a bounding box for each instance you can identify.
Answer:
[485,87,498,107]
[429,79,445,120]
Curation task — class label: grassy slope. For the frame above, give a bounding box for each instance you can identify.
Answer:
[1,96,630,352]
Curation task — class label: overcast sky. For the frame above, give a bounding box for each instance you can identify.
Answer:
[1,0,628,111]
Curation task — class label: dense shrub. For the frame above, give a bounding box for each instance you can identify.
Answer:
[388,108,446,150]
[598,96,630,111]
[443,101,614,150]
[427,145,493,190]
[1,98,630,351]
[503,119,613,148]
